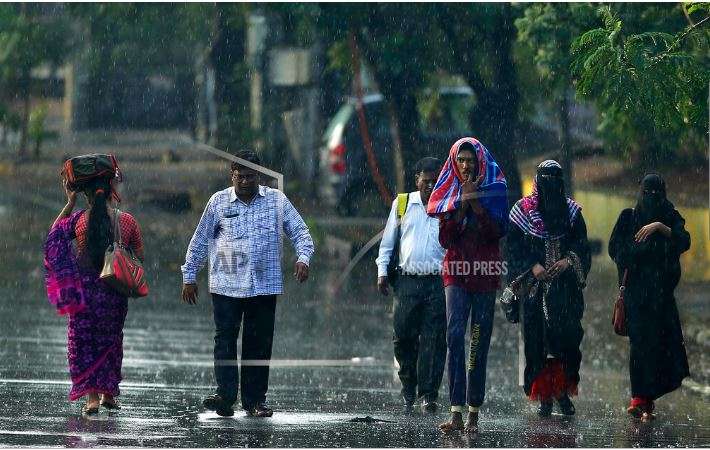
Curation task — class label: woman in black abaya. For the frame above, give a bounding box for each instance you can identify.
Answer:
[508,160,591,417]
[609,173,691,421]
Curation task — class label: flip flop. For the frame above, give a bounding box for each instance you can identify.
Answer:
[100,399,120,410]
[439,421,465,433]
[82,404,100,415]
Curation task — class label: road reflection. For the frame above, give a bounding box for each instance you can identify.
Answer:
[521,416,577,448]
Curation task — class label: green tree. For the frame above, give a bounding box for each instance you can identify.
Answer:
[515,3,596,191]
[68,4,256,151]
[317,4,526,201]
[207,3,252,152]
[571,4,709,167]
[0,3,69,160]
[435,3,524,201]
[28,103,52,159]
[319,4,440,194]
[67,4,213,129]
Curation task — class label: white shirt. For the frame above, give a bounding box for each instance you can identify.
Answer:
[376,191,445,277]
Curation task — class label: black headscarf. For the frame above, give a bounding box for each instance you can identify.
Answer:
[635,173,674,226]
[536,160,570,236]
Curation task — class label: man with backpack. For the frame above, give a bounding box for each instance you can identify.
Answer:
[375,157,446,414]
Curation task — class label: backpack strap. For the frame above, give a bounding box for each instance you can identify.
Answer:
[396,193,409,221]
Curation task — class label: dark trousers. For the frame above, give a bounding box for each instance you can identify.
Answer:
[212,293,276,409]
[445,285,496,408]
[393,274,447,403]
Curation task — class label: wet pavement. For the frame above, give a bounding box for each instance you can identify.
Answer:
[1,160,709,447]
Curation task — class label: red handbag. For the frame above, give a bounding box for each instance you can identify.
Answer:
[612,269,628,336]
[100,209,148,298]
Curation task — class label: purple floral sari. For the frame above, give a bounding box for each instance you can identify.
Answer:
[44,210,128,401]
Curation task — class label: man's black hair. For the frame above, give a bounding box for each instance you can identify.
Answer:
[414,157,442,175]
[231,149,262,171]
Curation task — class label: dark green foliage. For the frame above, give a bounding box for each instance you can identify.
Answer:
[571,6,709,165]
[67,4,214,129]
[0,2,705,172]
[0,4,69,83]
[516,4,597,94]
[0,4,70,158]
[208,4,252,152]
[433,3,524,199]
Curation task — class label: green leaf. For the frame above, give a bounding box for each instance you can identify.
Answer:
[687,2,710,15]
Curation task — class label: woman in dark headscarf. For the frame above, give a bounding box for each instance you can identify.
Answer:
[609,173,690,421]
[508,160,591,417]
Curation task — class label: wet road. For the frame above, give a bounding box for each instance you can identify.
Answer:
[1,161,708,447]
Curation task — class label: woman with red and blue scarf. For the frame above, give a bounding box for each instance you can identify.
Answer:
[427,137,508,435]
[508,160,590,417]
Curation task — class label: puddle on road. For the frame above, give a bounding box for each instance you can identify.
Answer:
[197,411,359,426]
[0,429,183,440]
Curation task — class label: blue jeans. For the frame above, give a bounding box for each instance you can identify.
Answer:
[445,285,496,408]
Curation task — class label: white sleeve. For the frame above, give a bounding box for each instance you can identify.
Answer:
[375,198,399,278]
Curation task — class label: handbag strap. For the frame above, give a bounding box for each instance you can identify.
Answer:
[509,268,532,290]
[113,208,123,246]
[618,268,629,297]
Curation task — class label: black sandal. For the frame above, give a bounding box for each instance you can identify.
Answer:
[557,395,575,416]
[538,401,553,417]
[203,394,234,417]
[246,403,273,417]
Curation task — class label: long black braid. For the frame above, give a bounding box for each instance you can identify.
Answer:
[83,177,114,271]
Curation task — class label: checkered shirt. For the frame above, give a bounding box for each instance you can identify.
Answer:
[181,186,314,298]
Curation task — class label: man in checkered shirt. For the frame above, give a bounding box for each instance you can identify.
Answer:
[181,149,314,418]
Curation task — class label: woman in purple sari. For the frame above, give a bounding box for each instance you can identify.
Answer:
[45,169,143,415]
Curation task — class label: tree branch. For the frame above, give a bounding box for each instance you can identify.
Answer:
[435,8,486,95]
[681,3,695,27]
[651,14,709,65]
